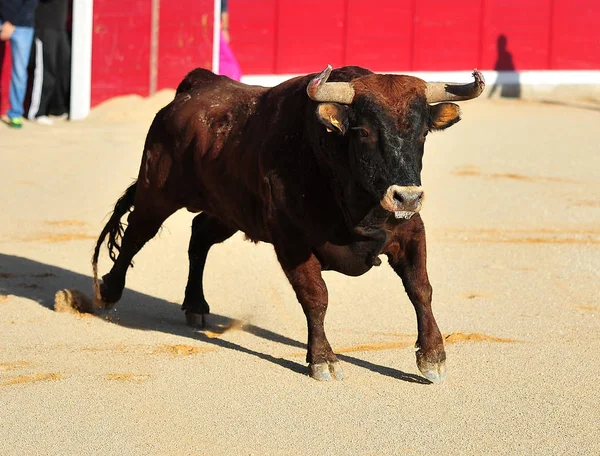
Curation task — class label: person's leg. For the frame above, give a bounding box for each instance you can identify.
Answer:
[32,28,58,120]
[7,26,35,121]
[48,29,70,117]
[27,34,44,120]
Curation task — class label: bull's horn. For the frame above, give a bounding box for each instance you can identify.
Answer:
[425,69,485,103]
[307,64,355,104]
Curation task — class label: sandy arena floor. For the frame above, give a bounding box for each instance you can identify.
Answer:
[0,92,599,455]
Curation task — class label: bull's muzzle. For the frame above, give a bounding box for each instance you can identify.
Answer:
[380,185,423,219]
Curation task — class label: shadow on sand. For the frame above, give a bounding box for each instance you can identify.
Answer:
[0,253,429,384]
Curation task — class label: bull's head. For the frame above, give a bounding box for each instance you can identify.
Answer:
[307,65,484,220]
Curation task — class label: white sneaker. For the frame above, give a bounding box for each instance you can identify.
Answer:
[36,115,54,125]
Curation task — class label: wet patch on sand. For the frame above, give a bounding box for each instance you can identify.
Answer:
[283,339,414,358]
[153,344,214,356]
[31,273,57,278]
[17,232,96,243]
[18,283,41,289]
[284,332,517,357]
[17,180,37,186]
[459,292,493,300]
[489,172,578,183]
[444,333,517,343]
[436,227,600,245]
[103,373,150,383]
[79,343,216,357]
[335,341,414,354]
[0,372,64,386]
[451,165,579,184]
[43,220,88,227]
[334,329,412,338]
[79,345,129,353]
[0,273,18,279]
[5,220,93,243]
[576,306,599,311]
[570,199,600,208]
[0,361,32,372]
[450,165,481,177]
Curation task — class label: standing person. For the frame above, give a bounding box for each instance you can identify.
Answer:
[219,0,241,81]
[0,0,38,128]
[27,0,70,125]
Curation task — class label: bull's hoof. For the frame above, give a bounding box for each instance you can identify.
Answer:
[95,275,123,310]
[185,312,207,329]
[328,361,345,380]
[309,362,345,381]
[94,282,117,310]
[416,349,447,383]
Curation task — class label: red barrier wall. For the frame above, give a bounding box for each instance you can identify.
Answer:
[157,0,214,90]
[91,1,152,106]
[551,0,600,69]
[228,0,277,74]
[413,0,482,71]
[91,0,214,106]
[346,0,413,72]
[480,0,553,70]
[3,0,598,114]
[230,0,600,74]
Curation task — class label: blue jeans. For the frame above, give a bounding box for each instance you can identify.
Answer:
[6,25,34,120]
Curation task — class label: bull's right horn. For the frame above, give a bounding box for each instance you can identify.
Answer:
[307,64,355,104]
[425,69,485,103]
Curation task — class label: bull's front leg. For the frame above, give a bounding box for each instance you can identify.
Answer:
[385,215,446,383]
[275,246,344,381]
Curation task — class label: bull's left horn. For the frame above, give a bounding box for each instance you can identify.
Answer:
[307,64,355,104]
[425,69,485,103]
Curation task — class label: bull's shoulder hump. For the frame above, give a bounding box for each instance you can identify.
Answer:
[176,69,267,97]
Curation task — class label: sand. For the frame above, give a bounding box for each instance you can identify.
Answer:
[0,93,599,455]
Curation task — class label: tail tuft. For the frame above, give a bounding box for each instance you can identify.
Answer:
[91,182,137,306]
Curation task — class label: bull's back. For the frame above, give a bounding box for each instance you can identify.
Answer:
[142,70,272,235]
[176,68,221,94]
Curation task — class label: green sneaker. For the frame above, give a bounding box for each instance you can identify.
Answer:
[8,117,23,129]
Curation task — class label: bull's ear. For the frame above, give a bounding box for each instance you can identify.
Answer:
[316,103,349,135]
[430,102,461,131]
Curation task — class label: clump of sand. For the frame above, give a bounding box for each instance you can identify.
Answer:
[153,344,212,356]
[54,289,95,315]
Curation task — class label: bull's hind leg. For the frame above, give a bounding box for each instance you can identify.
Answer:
[98,202,177,307]
[386,215,446,383]
[276,247,343,381]
[182,213,238,327]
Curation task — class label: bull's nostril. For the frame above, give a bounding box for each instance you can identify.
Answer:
[382,186,424,213]
[394,190,423,211]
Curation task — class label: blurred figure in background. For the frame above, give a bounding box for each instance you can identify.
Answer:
[0,0,38,128]
[220,0,230,44]
[219,0,241,81]
[27,0,70,125]
[488,34,521,99]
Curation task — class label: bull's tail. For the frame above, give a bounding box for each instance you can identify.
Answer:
[92,182,137,305]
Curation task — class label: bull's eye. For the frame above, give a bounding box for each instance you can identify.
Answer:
[352,127,369,138]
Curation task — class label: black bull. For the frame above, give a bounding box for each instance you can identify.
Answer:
[92,65,485,382]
